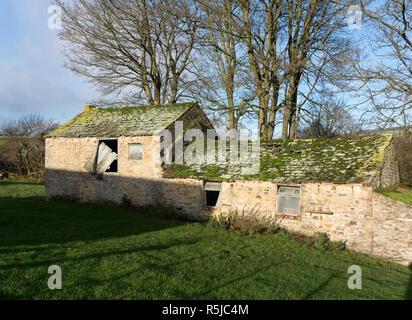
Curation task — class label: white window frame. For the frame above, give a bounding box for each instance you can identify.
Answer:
[129,143,143,160]
[276,185,301,216]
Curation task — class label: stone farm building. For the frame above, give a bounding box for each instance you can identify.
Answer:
[45,102,412,266]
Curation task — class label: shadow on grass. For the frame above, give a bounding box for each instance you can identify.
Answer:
[0,290,26,300]
[0,236,208,271]
[0,197,191,248]
[0,172,205,249]
[301,273,338,299]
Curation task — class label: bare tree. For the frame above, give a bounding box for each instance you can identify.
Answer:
[55,0,359,138]
[280,0,355,140]
[231,0,356,140]
[1,113,59,139]
[191,0,250,131]
[56,0,201,105]
[353,0,411,128]
[234,0,286,140]
[0,114,59,176]
[298,98,357,138]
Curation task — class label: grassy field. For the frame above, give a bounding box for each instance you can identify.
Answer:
[0,181,411,300]
[376,184,412,205]
[0,136,8,147]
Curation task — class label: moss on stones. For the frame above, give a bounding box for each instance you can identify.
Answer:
[164,134,393,184]
[47,102,197,138]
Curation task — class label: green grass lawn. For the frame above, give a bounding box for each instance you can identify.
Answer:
[0,181,411,300]
[376,184,412,205]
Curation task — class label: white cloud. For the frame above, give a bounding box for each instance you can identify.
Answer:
[0,58,81,112]
[1,0,99,122]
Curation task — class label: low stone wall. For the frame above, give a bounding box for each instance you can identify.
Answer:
[215,180,411,266]
[160,178,204,219]
[372,193,412,265]
[45,170,159,206]
[221,180,277,215]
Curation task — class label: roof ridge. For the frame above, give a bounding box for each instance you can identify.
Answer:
[97,101,197,111]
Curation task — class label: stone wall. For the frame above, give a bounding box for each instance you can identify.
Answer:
[160,178,204,219]
[372,193,412,265]
[221,180,277,216]
[216,180,411,266]
[45,136,162,206]
[372,141,400,188]
[219,181,374,254]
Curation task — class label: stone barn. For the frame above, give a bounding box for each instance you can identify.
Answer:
[45,102,412,266]
[45,102,213,205]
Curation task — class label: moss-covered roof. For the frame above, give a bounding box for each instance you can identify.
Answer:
[48,102,197,138]
[164,134,393,184]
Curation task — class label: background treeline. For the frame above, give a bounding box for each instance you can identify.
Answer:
[0,114,59,182]
[54,0,410,139]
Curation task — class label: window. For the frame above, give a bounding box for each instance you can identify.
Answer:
[276,185,300,216]
[203,182,222,208]
[129,143,143,160]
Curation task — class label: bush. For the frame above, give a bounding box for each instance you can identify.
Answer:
[0,136,45,176]
[312,232,346,251]
[313,232,330,250]
[209,211,346,251]
[0,114,59,182]
[209,208,282,235]
[121,194,132,208]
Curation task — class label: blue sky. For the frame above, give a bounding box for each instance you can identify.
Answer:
[0,0,99,125]
[0,0,402,131]
[0,1,364,128]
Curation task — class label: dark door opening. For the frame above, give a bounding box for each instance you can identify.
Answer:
[99,139,118,172]
[206,190,220,207]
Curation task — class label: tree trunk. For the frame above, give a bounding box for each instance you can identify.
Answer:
[153,82,161,104]
[267,85,280,140]
[258,92,269,139]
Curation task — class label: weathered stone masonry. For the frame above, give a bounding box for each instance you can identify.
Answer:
[216,180,412,266]
[46,136,162,205]
[46,136,412,266]
[45,102,411,266]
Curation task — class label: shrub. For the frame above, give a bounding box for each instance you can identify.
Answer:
[312,232,346,251]
[121,194,132,208]
[209,211,346,251]
[209,208,282,235]
[313,232,330,250]
[328,239,346,251]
